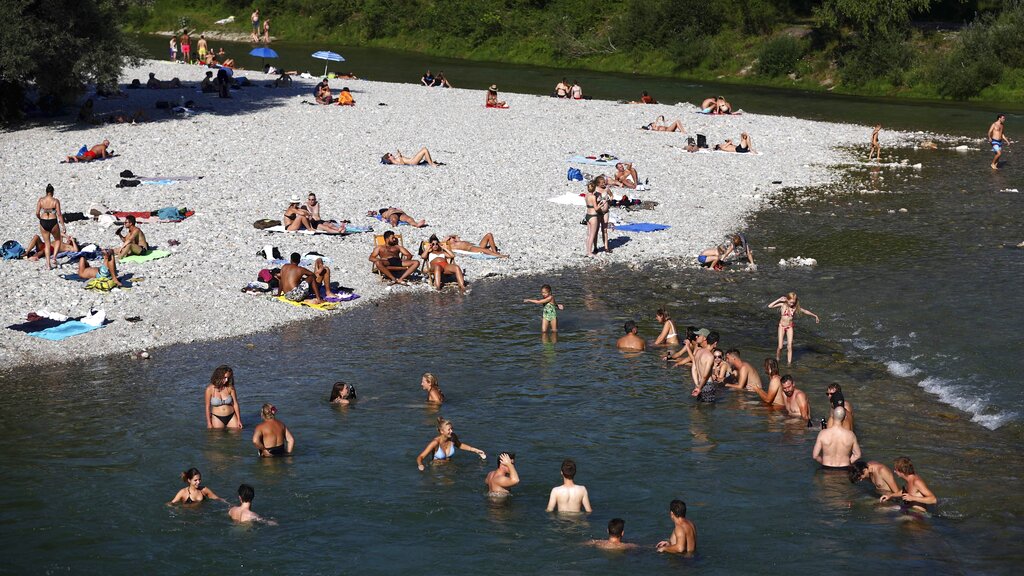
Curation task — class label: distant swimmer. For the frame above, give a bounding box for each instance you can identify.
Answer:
[720,349,762,392]
[485,452,520,497]
[870,124,882,162]
[229,484,276,525]
[616,320,646,352]
[780,375,811,423]
[169,468,224,505]
[768,292,820,365]
[546,459,592,513]
[751,358,785,407]
[849,460,901,497]
[812,406,861,469]
[826,384,854,431]
[588,518,637,550]
[252,404,294,457]
[328,382,357,405]
[656,499,697,555]
[524,284,564,334]
[420,372,445,404]
[416,416,486,471]
[881,457,937,512]
[988,113,1012,170]
[690,329,719,401]
[653,308,679,346]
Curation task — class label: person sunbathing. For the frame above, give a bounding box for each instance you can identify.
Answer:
[115,215,148,257]
[486,85,507,108]
[644,115,685,132]
[77,249,123,288]
[278,252,333,303]
[612,162,640,189]
[336,87,354,106]
[714,139,737,152]
[146,73,181,89]
[714,133,753,153]
[716,96,733,114]
[380,147,439,167]
[65,140,112,162]
[420,235,467,294]
[26,234,78,261]
[370,207,427,228]
[370,230,419,285]
[283,197,315,231]
[303,193,346,233]
[443,233,508,258]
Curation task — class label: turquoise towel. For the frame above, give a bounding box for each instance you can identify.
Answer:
[30,320,104,341]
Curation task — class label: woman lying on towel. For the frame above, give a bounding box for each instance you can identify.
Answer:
[78,249,123,288]
[26,234,78,261]
[443,233,509,258]
[714,132,754,153]
[369,207,427,228]
[380,147,440,167]
[643,115,685,132]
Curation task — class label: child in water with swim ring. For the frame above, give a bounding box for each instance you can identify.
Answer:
[767,292,820,365]
[524,284,564,333]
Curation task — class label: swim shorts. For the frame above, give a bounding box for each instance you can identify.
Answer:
[284,280,310,302]
[992,139,1004,153]
[386,257,403,268]
[697,254,708,265]
[698,380,717,403]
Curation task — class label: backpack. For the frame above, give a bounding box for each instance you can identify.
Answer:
[1,240,25,260]
[697,134,708,149]
[567,167,583,181]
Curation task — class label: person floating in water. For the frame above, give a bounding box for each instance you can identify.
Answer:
[524,284,564,333]
[988,113,1011,170]
[768,292,819,365]
[656,499,696,555]
[870,124,882,162]
[416,416,486,471]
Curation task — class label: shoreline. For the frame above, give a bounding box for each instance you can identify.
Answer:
[0,59,924,371]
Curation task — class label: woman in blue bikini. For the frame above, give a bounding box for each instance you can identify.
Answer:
[416,416,486,471]
[76,249,122,288]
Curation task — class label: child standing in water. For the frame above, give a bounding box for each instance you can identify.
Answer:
[870,124,882,162]
[768,292,820,365]
[524,284,564,333]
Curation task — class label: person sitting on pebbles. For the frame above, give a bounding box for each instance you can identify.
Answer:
[486,84,507,108]
[612,162,640,189]
[369,230,420,286]
[278,252,335,303]
[380,147,441,167]
[315,78,333,105]
[370,207,427,228]
[336,86,354,106]
[115,215,148,257]
[65,140,112,163]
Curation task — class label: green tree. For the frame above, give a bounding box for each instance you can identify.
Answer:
[0,0,144,122]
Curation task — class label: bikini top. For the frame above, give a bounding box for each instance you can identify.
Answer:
[210,394,233,407]
[434,442,455,460]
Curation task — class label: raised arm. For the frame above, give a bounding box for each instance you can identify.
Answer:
[767,297,786,309]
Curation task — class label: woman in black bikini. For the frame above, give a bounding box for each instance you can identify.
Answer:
[168,468,224,505]
[253,404,294,457]
[583,177,602,257]
[204,365,242,429]
[35,184,64,269]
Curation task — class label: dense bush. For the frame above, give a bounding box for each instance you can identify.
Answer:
[756,35,805,76]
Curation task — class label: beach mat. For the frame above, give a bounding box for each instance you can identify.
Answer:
[274,295,339,310]
[567,155,623,166]
[120,250,170,263]
[616,223,671,232]
[60,154,121,164]
[61,273,134,287]
[547,193,587,206]
[263,225,349,236]
[452,249,499,260]
[138,176,203,182]
[28,320,105,341]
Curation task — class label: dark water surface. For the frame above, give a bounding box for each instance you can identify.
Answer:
[1,41,1020,574]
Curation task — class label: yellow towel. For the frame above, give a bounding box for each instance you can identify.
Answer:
[274,295,339,311]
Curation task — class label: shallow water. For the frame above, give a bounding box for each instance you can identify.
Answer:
[4,40,1020,574]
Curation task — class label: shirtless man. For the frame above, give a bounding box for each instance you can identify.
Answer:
[369,230,419,285]
[812,406,861,470]
[826,383,854,431]
[723,349,763,392]
[616,320,646,351]
[881,457,937,512]
[546,459,592,513]
[374,207,427,228]
[485,452,520,497]
[869,124,882,162]
[613,162,639,189]
[66,139,111,162]
[115,215,148,257]
[690,329,717,401]
[444,233,508,258]
[988,114,1011,170]
[849,460,901,496]
[780,375,811,423]
[197,34,208,62]
[751,358,785,408]
[656,499,696,555]
[278,252,327,304]
[228,484,274,524]
[588,518,637,550]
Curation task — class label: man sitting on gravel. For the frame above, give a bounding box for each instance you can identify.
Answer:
[279,252,335,303]
[115,215,148,257]
[369,230,419,286]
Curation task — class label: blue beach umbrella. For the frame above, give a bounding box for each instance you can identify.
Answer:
[312,51,345,76]
[249,46,279,68]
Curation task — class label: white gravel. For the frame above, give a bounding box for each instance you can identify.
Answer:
[0,59,899,368]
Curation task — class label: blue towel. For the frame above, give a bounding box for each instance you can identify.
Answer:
[372,214,409,226]
[140,179,177,186]
[616,223,671,232]
[29,320,104,341]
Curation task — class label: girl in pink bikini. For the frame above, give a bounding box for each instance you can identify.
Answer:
[768,292,820,365]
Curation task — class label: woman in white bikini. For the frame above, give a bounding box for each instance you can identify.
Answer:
[654,308,680,346]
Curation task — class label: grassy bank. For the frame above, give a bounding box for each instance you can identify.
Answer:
[127,0,1024,105]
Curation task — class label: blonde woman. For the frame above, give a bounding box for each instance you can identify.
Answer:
[204,365,242,429]
[768,292,820,365]
[416,417,485,471]
[420,373,445,404]
[253,404,294,457]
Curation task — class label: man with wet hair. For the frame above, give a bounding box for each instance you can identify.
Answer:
[546,458,592,513]
[812,406,861,470]
[616,320,646,351]
[780,375,810,422]
[723,349,763,392]
[691,329,718,401]
[849,460,901,496]
[589,518,637,550]
[881,457,937,512]
[826,383,854,431]
[656,499,696,555]
[485,452,519,497]
[229,484,273,524]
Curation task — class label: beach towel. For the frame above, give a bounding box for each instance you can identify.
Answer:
[61,154,120,164]
[547,193,587,206]
[120,250,170,263]
[112,210,195,223]
[29,320,105,341]
[615,223,671,232]
[274,295,339,311]
[61,273,134,289]
[138,176,204,182]
[263,225,349,236]
[7,317,66,333]
[567,155,624,166]
[452,249,499,260]
[372,214,410,226]
[57,248,102,261]
[139,179,177,186]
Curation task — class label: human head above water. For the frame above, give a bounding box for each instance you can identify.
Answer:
[329,381,356,401]
[421,372,438,389]
[893,456,916,476]
[764,357,779,376]
[608,518,625,537]
[849,460,869,483]
[623,320,637,334]
[261,403,277,420]
[541,284,551,296]
[561,458,577,479]
[670,499,687,518]
[209,364,234,389]
[180,467,201,484]
[656,308,670,321]
[238,483,254,503]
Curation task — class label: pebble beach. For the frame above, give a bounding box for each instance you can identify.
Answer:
[0,60,901,368]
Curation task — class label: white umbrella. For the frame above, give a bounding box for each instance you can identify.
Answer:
[311,51,345,77]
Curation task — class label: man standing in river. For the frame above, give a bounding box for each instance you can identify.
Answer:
[780,375,810,423]
[812,406,860,470]
[988,114,1011,170]
[690,329,717,401]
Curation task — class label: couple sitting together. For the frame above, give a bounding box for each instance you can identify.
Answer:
[284,194,347,233]
[370,230,506,292]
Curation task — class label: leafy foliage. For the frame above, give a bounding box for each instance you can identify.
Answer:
[756,35,805,77]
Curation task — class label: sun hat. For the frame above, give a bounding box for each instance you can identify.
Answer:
[289,194,301,204]
[489,84,497,91]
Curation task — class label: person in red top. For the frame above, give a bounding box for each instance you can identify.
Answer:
[640,90,656,104]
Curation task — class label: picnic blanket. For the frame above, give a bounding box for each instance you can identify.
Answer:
[615,223,671,233]
[120,250,170,263]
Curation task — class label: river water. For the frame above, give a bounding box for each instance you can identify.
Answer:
[1,40,1021,574]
